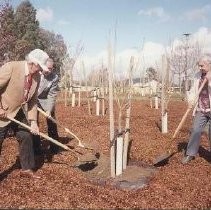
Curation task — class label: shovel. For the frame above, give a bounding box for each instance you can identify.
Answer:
[7,116,99,163]
[153,78,207,166]
[6,116,81,158]
[37,107,93,150]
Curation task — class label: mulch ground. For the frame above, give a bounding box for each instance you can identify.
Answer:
[0,97,211,209]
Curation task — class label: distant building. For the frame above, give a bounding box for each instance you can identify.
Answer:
[132,79,160,95]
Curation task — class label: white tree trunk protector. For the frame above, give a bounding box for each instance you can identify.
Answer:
[72,93,76,107]
[116,136,123,176]
[162,112,168,133]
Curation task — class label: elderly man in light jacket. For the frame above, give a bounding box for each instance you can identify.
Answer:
[0,49,49,178]
[33,58,60,155]
[182,54,211,164]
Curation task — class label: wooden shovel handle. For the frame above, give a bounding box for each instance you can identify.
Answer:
[37,107,57,123]
[7,116,71,152]
[173,78,207,139]
[37,107,87,148]
[37,107,47,117]
[172,108,192,138]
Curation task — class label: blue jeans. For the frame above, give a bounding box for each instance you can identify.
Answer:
[186,111,211,156]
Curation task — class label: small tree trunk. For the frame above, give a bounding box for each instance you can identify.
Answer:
[150,96,153,108]
[123,56,133,170]
[93,90,97,102]
[96,98,100,116]
[101,87,105,116]
[108,40,115,178]
[161,55,168,133]
[85,84,91,115]
[155,96,159,109]
[65,88,68,107]
[78,88,81,107]
[72,92,76,107]
[116,136,123,176]
[105,86,108,95]
[87,91,91,115]
[141,88,145,96]
[123,103,131,169]
[69,87,72,96]
[162,112,168,133]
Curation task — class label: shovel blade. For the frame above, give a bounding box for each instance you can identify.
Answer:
[153,152,173,166]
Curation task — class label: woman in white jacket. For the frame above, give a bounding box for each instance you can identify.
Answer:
[182,54,211,164]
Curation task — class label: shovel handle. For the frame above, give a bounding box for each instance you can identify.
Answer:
[7,116,71,152]
[37,107,48,117]
[37,107,87,148]
[37,107,60,124]
[172,108,192,138]
[173,78,207,139]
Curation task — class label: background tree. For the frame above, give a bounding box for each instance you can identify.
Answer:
[0,2,17,64]
[0,0,67,75]
[39,28,67,76]
[168,35,202,92]
[14,0,41,60]
[146,67,157,81]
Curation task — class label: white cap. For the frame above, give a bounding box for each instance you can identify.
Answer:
[27,49,49,71]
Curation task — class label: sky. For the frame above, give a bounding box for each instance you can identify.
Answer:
[10,0,211,79]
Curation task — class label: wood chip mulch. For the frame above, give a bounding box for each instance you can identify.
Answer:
[0,99,211,209]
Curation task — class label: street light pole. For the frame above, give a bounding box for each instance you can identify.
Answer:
[183,33,191,91]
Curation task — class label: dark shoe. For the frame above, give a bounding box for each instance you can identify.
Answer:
[50,146,60,155]
[34,145,44,156]
[181,155,195,164]
[34,149,44,156]
[20,169,41,179]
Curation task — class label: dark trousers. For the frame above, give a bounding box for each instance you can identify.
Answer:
[33,110,59,153]
[0,109,35,170]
